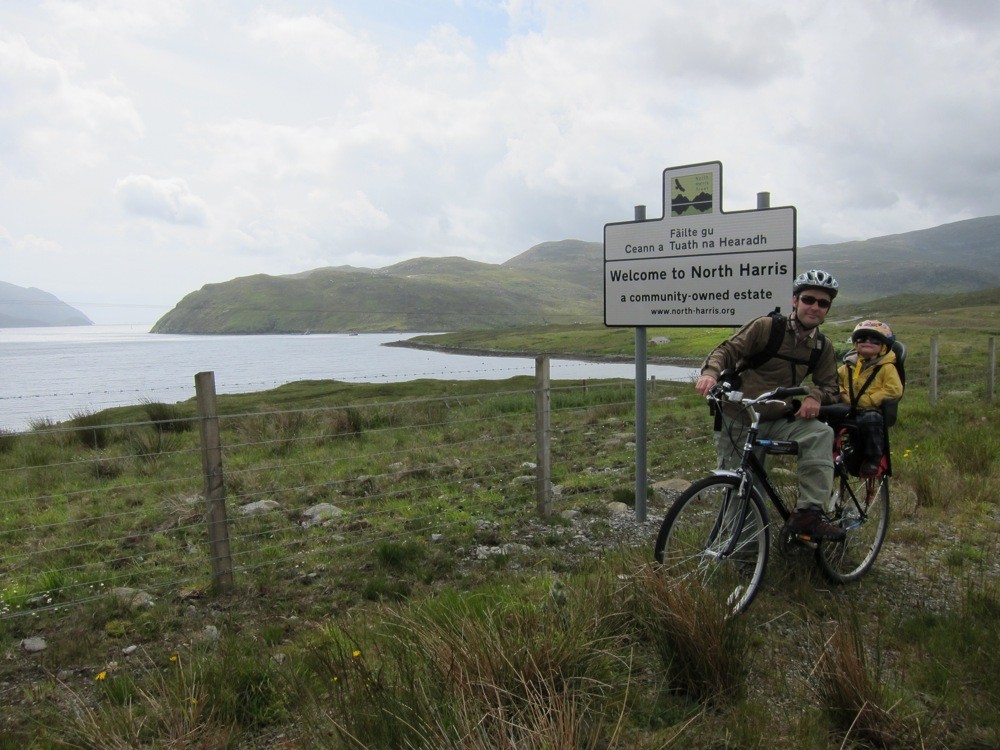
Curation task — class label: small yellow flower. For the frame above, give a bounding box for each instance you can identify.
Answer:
[352,650,361,658]
[96,671,107,681]
[170,654,178,663]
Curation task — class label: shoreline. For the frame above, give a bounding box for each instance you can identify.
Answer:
[383,338,702,368]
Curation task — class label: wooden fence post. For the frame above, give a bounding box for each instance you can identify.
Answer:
[535,356,552,517]
[929,336,939,406]
[988,336,997,403]
[195,371,234,593]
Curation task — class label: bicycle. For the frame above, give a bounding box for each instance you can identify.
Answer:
[652,380,891,615]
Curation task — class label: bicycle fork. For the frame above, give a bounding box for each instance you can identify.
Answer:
[708,479,754,559]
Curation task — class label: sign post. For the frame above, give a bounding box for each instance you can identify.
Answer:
[604,161,797,521]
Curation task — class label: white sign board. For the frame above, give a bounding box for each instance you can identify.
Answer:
[604,161,796,327]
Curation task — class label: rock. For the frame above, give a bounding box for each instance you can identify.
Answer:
[607,501,631,515]
[302,503,344,526]
[240,500,281,515]
[475,543,530,560]
[20,637,47,653]
[196,625,219,644]
[110,587,155,609]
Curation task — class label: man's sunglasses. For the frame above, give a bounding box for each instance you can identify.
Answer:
[798,294,831,309]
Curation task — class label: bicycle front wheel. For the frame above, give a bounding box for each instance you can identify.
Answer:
[816,474,890,583]
[653,475,770,616]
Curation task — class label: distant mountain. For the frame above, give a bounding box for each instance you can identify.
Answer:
[151,215,1000,334]
[0,281,93,328]
[151,251,599,334]
[798,215,1000,303]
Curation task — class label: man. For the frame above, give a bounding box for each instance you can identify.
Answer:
[694,269,845,540]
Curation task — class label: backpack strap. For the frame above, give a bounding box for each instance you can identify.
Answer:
[739,309,786,372]
[735,310,828,379]
[847,364,881,410]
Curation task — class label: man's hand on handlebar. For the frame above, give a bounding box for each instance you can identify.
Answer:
[794,395,822,420]
[694,374,717,396]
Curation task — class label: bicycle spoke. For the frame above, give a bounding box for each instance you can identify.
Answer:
[816,474,890,582]
[654,476,769,615]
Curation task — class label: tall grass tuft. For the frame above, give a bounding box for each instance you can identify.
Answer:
[631,563,751,703]
[316,406,363,439]
[299,577,632,748]
[813,614,918,748]
[0,428,18,453]
[61,651,232,749]
[141,399,194,433]
[70,409,116,449]
[125,427,180,465]
[232,407,306,455]
[908,454,951,510]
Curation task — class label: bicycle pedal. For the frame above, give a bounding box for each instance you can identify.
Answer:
[792,534,819,549]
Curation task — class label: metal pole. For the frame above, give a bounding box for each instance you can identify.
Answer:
[930,336,939,405]
[535,356,552,517]
[988,336,996,403]
[634,204,648,522]
[757,191,771,209]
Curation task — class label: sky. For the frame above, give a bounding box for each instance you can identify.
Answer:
[2,0,999,325]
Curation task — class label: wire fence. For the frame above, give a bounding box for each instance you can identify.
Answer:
[1,369,708,622]
[1,337,995,622]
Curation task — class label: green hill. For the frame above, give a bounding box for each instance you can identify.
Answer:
[151,253,599,334]
[151,215,1000,334]
[799,215,1000,303]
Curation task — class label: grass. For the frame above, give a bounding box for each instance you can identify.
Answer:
[1,309,998,747]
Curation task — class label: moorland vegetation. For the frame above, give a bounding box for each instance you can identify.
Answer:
[0,288,997,748]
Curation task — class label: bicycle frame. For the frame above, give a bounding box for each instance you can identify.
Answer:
[713,392,883,550]
[707,390,805,557]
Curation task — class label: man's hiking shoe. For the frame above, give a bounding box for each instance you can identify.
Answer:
[788,508,846,541]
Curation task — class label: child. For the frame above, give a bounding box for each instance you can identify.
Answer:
[838,320,904,476]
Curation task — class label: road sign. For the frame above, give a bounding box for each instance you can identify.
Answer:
[604,161,796,327]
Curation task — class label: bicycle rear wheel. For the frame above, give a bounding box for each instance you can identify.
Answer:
[816,474,890,583]
[653,475,770,616]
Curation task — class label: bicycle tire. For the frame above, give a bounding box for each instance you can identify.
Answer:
[816,474,890,583]
[653,475,770,616]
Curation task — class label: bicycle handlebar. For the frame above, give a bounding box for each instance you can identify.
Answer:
[708,382,810,406]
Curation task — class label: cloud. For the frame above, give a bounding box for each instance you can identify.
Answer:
[114,174,208,225]
[0,30,144,172]
[1,0,998,322]
[244,8,379,70]
[43,0,190,36]
[17,233,64,256]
